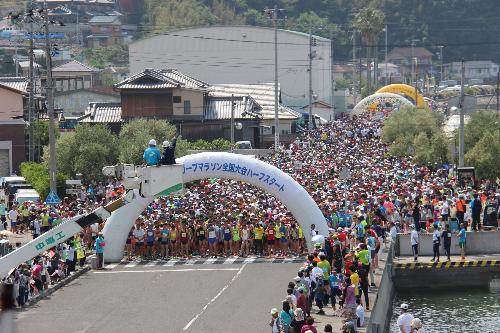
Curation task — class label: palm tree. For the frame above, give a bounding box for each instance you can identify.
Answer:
[353,7,385,95]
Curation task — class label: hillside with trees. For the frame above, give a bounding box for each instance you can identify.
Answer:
[136,0,500,64]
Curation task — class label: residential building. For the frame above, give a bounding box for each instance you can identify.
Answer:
[78,102,122,133]
[333,64,354,80]
[377,62,402,83]
[54,86,120,117]
[87,15,123,47]
[444,61,499,82]
[129,26,332,108]
[50,60,99,92]
[387,47,433,81]
[78,68,300,147]
[301,91,348,122]
[114,68,208,121]
[0,77,28,176]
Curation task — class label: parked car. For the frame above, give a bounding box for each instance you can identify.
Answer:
[14,189,40,204]
[0,176,26,203]
[235,141,253,149]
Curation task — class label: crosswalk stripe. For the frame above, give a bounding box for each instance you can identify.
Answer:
[163,259,178,266]
[223,258,237,265]
[103,257,306,269]
[124,260,140,268]
[203,258,218,265]
[145,260,160,267]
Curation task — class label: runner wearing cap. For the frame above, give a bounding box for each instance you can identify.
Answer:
[397,303,414,333]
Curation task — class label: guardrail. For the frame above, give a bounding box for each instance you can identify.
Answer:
[367,242,395,333]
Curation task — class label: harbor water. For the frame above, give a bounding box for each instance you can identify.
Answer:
[390,289,500,333]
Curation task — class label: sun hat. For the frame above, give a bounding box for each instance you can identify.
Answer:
[411,318,422,328]
[270,308,278,315]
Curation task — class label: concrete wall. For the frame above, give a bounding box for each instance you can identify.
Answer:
[397,231,500,256]
[129,26,332,107]
[367,244,396,333]
[393,265,500,291]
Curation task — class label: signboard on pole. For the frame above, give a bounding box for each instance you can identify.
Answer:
[45,190,61,205]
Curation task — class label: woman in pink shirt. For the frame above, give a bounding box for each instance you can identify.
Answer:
[300,316,317,333]
[339,277,357,321]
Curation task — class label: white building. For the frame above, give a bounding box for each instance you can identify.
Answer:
[129,26,333,108]
[445,61,499,81]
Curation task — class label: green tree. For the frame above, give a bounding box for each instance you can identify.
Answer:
[352,7,385,95]
[465,131,500,180]
[382,106,450,164]
[43,124,119,182]
[20,162,68,200]
[381,106,440,145]
[118,119,178,165]
[412,132,431,165]
[462,110,500,152]
[242,8,267,26]
[144,0,217,33]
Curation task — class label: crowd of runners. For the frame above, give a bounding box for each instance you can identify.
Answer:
[1,113,499,317]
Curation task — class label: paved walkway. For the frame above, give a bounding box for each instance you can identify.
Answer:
[308,246,389,333]
[6,231,33,246]
[394,254,500,264]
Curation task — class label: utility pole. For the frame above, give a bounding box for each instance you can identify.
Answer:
[384,24,388,86]
[496,70,499,112]
[308,25,313,130]
[28,2,35,162]
[410,40,415,85]
[352,30,357,104]
[439,46,444,82]
[414,58,418,107]
[263,5,283,150]
[230,94,235,145]
[43,0,57,192]
[330,35,335,121]
[459,59,465,167]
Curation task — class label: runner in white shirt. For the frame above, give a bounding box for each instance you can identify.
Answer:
[410,225,419,262]
[397,303,414,333]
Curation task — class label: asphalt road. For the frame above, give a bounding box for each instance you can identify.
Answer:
[14,262,299,333]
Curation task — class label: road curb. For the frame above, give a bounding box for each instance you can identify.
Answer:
[24,265,90,308]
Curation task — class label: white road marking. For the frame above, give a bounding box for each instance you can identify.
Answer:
[93,268,240,274]
[124,260,139,268]
[163,259,178,266]
[182,263,247,331]
[145,260,160,267]
[203,258,217,265]
[222,258,236,265]
[243,258,255,264]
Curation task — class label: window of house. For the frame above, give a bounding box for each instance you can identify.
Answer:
[184,100,191,114]
[100,26,108,32]
[173,96,182,103]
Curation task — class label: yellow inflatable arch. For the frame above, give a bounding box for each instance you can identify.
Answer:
[376,84,426,108]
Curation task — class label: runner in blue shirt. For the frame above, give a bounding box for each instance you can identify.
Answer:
[458,223,466,260]
[143,139,161,166]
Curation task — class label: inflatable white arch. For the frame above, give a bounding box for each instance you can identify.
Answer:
[103,152,328,262]
[352,92,414,115]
